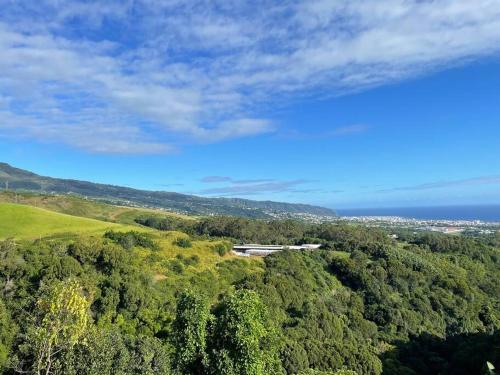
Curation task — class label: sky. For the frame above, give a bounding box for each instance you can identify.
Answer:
[1,0,500,209]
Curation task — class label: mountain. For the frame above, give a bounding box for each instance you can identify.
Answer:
[0,163,335,218]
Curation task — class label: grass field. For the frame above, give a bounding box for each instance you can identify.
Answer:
[0,191,193,225]
[0,202,141,240]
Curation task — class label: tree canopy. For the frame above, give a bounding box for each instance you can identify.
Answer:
[0,217,498,374]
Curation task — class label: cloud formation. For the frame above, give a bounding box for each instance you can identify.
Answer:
[201,176,275,184]
[199,175,344,196]
[201,176,233,183]
[200,179,310,196]
[2,1,500,153]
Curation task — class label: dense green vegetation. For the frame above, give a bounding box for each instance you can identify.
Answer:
[135,215,390,249]
[0,202,499,374]
[104,230,160,251]
[0,234,266,375]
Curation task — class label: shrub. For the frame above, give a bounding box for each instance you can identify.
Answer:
[176,254,200,266]
[213,242,232,256]
[174,238,192,248]
[169,259,185,274]
[104,230,159,250]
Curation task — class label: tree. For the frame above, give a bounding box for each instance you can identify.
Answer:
[0,239,23,297]
[297,369,357,375]
[0,299,16,372]
[29,279,92,375]
[172,291,211,374]
[209,290,283,375]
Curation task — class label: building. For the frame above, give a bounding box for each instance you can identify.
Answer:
[232,243,321,256]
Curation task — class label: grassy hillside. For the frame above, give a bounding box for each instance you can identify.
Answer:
[0,201,259,274]
[0,191,192,224]
[0,202,141,240]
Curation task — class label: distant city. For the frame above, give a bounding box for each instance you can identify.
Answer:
[269,210,500,235]
[336,205,500,222]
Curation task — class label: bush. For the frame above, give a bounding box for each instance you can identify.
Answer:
[213,242,232,256]
[169,259,185,274]
[174,238,192,248]
[176,254,200,266]
[104,230,159,250]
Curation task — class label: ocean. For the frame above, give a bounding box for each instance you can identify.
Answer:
[336,205,500,222]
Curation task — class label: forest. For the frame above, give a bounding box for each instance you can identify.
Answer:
[0,209,499,374]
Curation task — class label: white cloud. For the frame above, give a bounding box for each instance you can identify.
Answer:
[1,0,500,153]
[200,179,310,196]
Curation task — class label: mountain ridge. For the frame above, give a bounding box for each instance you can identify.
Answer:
[0,162,336,218]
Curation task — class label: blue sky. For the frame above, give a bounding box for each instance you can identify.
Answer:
[1,0,500,208]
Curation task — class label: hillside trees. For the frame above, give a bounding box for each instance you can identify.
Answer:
[15,279,91,375]
[0,217,498,375]
[208,290,283,375]
[136,214,393,251]
[0,300,16,371]
[242,251,382,374]
[172,291,210,374]
[172,290,283,375]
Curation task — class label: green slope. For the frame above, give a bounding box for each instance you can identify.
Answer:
[0,162,336,218]
[0,202,139,239]
[0,190,193,225]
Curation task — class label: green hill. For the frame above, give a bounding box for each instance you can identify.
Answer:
[0,201,256,272]
[0,162,336,218]
[0,190,192,225]
[0,202,139,239]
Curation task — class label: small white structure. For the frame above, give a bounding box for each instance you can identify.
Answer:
[232,243,321,257]
[231,250,251,257]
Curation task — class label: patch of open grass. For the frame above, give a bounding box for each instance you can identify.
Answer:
[133,230,263,278]
[0,203,142,240]
[0,191,194,225]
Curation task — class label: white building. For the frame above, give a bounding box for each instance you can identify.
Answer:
[232,243,321,256]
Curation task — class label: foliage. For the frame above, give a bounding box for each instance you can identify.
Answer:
[176,254,200,266]
[212,242,232,256]
[172,291,210,374]
[297,369,357,375]
[138,214,392,252]
[136,216,195,234]
[208,290,284,375]
[174,237,192,248]
[171,290,283,375]
[0,201,499,375]
[0,300,16,371]
[382,331,500,375]
[42,329,171,375]
[243,251,382,374]
[21,279,92,375]
[104,230,159,250]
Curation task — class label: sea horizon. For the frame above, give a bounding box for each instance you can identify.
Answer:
[336,204,500,222]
